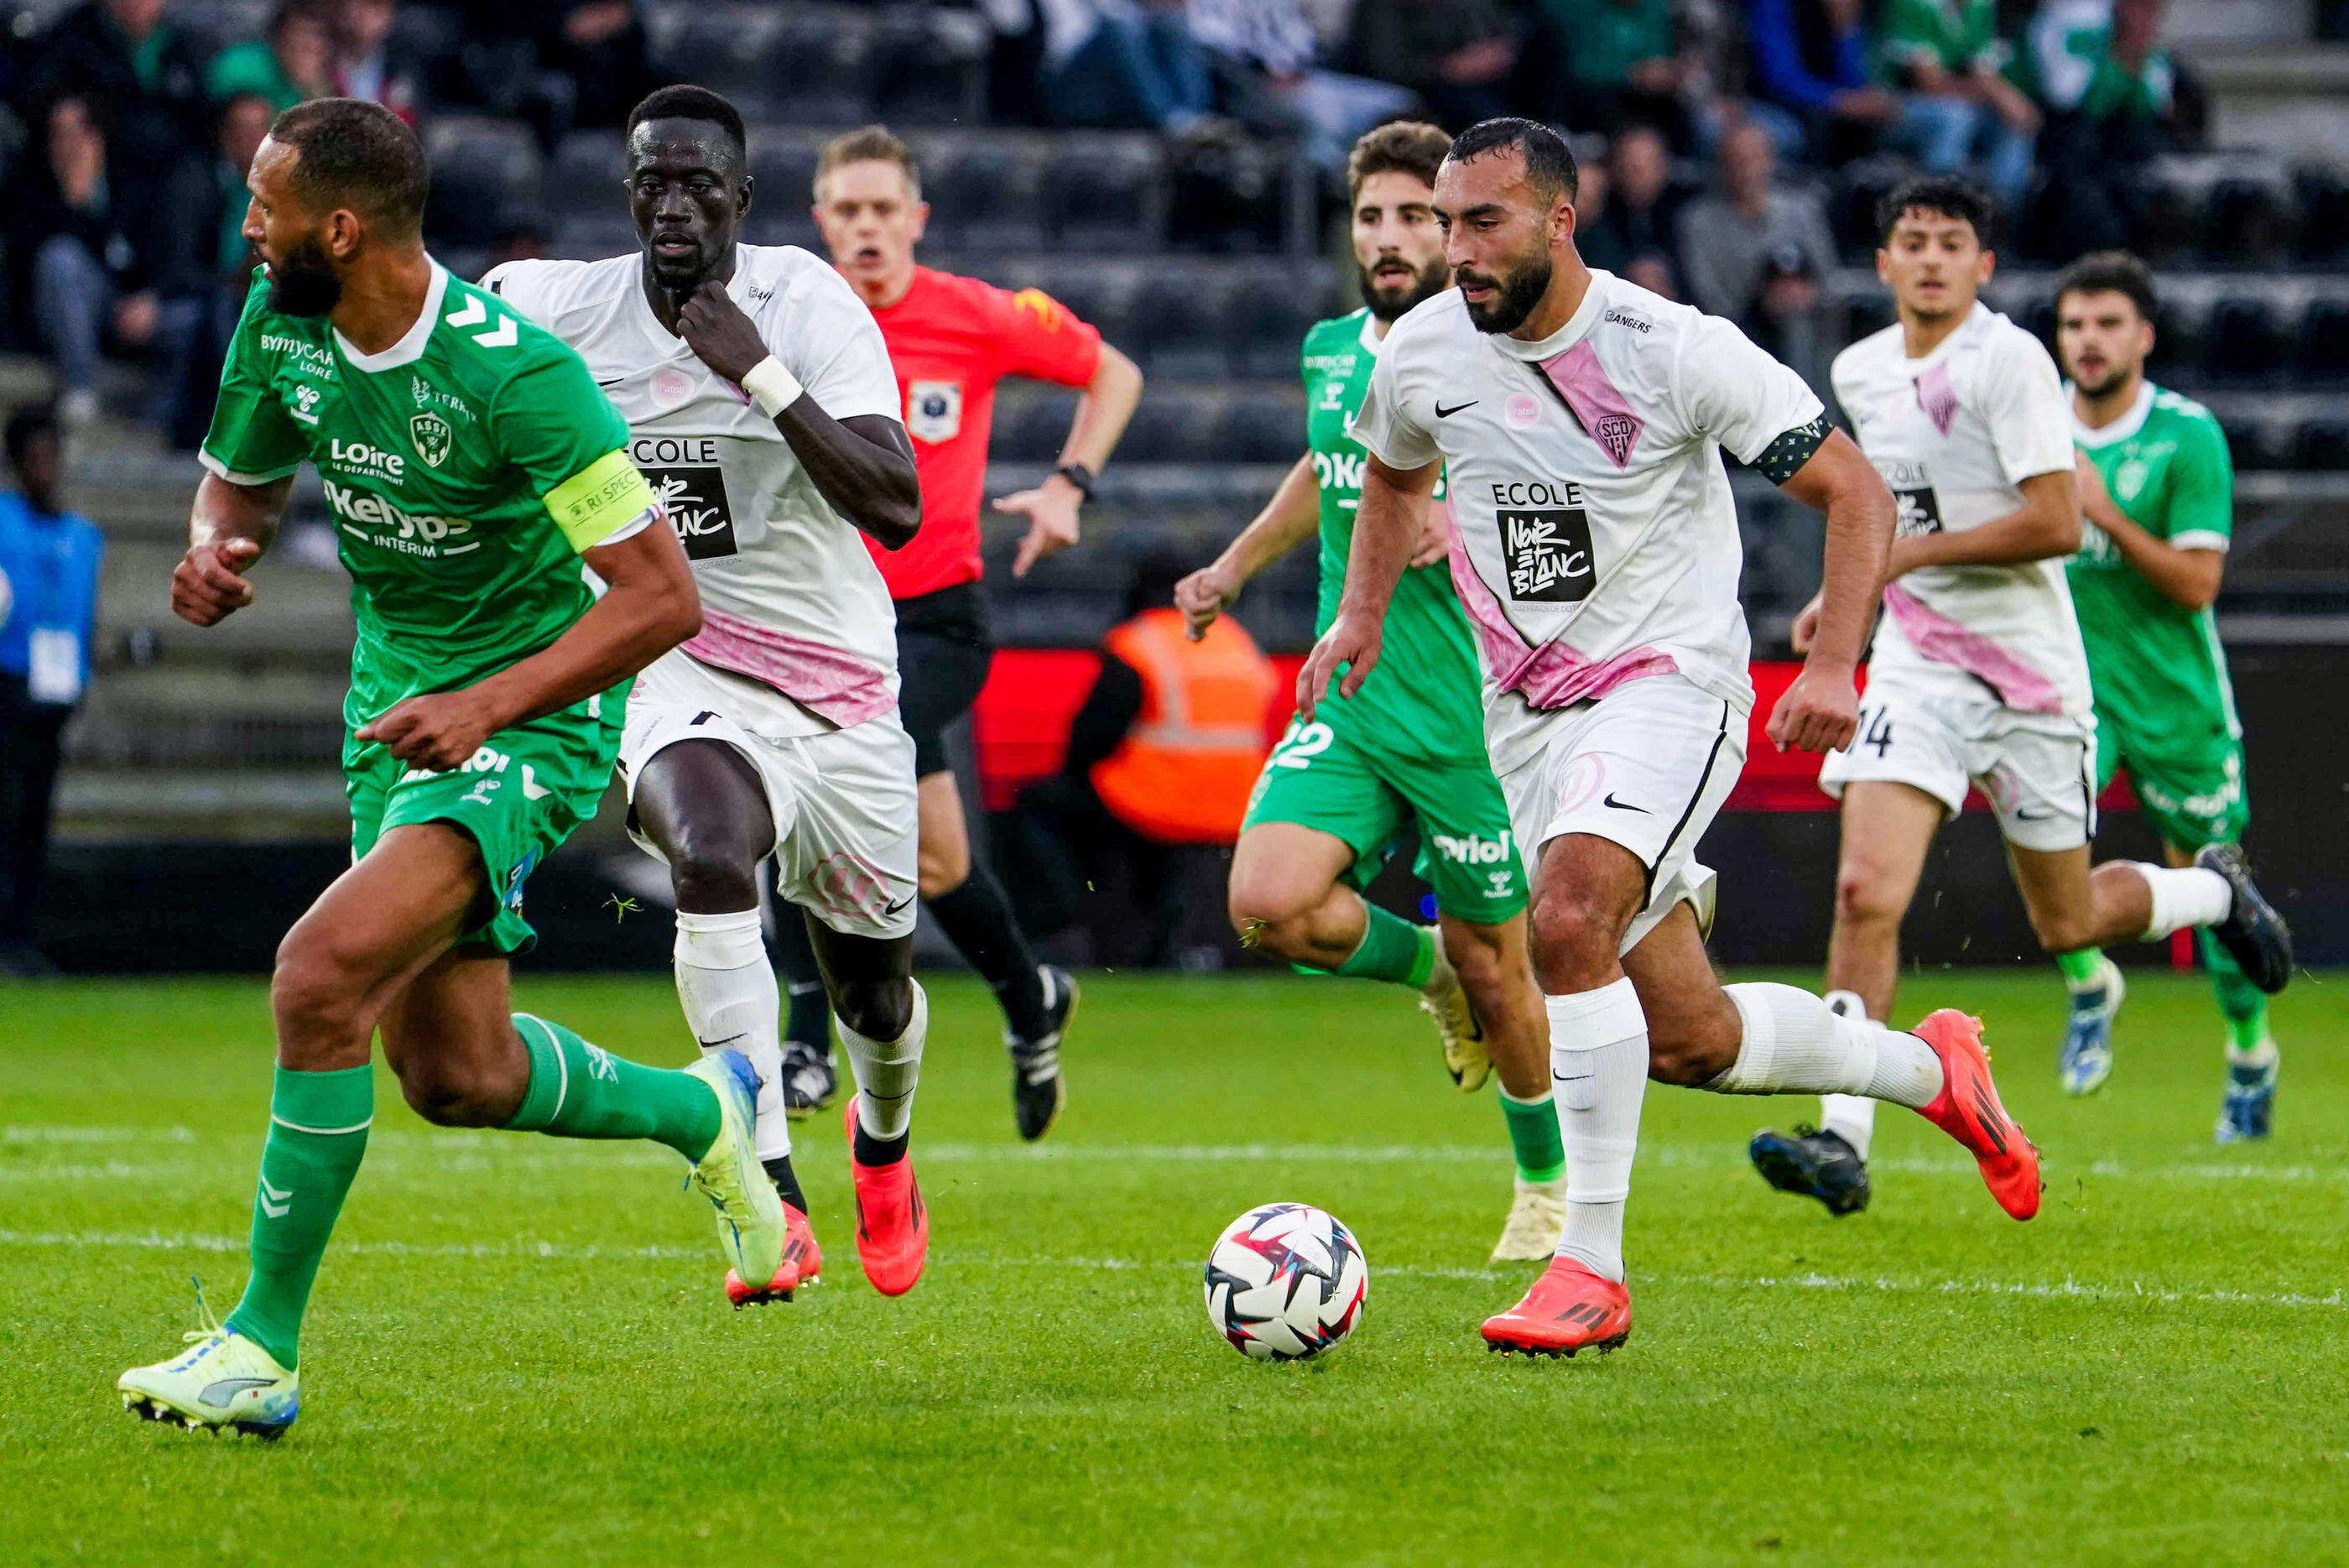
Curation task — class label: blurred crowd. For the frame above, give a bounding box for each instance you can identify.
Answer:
[0,0,2225,436]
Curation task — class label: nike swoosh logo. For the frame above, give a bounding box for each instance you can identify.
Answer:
[1602,793,1650,813]
[2012,808,2052,820]
[697,1034,747,1050]
[883,895,916,916]
[1435,399,1477,418]
[1552,1070,1594,1084]
[200,1378,279,1408]
[596,376,626,388]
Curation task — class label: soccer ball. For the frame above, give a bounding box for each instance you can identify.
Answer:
[1203,1202,1368,1361]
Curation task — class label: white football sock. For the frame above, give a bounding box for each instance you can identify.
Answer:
[2135,862,2233,940]
[1707,984,1945,1160]
[674,908,789,1162]
[1545,977,1648,1284]
[841,979,927,1142]
[1818,991,1878,1158]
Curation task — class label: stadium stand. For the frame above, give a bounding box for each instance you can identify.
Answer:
[0,0,2341,869]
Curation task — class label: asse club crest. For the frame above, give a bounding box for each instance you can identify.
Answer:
[409,410,454,468]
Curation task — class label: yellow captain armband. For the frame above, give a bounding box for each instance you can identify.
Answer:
[546,449,659,553]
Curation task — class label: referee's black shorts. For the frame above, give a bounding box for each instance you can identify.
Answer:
[893,582,995,779]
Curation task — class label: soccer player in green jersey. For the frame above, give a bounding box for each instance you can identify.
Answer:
[117,100,784,1439]
[1174,122,1559,1263]
[2053,251,2279,1138]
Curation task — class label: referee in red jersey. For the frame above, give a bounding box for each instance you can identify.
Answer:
[775,124,1143,1140]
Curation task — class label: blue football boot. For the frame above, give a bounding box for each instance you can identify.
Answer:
[2059,956,2124,1096]
[1749,1126,1872,1216]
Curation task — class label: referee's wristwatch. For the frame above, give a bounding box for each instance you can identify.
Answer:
[1052,461,1097,501]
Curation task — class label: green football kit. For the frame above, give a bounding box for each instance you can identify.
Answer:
[1242,309,1525,927]
[202,263,657,952]
[2068,381,2244,848]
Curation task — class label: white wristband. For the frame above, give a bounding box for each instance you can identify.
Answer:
[741,356,803,418]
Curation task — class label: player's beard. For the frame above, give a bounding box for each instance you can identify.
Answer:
[1359,253,1448,323]
[2072,363,2132,400]
[263,235,342,318]
[1457,248,1552,335]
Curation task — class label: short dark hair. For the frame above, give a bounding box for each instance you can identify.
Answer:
[816,124,919,200]
[627,85,747,163]
[1876,175,1994,247]
[2055,249,2158,321]
[269,97,428,239]
[1445,117,1579,206]
[1346,120,1451,205]
[5,404,59,468]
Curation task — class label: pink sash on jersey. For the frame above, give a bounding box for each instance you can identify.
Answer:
[1443,506,1679,711]
[682,607,896,727]
[1537,340,1645,468]
[1882,582,2065,715]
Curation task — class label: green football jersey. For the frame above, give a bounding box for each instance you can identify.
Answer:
[2067,381,2239,742]
[1301,309,1484,761]
[201,264,654,721]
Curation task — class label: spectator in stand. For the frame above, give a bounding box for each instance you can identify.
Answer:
[2023,0,2195,258]
[0,405,104,978]
[155,91,273,448]
[1344,0,1521,131]
[1676,117,1835,383]
[22,0,210,177]
[1582,123,1684,299]
[330,0,420,124]
[1035,0,1216,133]
[536,3,659,133]
[1879,0,2039,214]
[1186,0,1416,174]
[1743,0,1901,164]
[7,96,168,426]
[1574,155,1626,273]
[205,1,334,114]
[1529,0,1700,141]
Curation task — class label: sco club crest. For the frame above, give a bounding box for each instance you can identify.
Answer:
[409,410,454,468]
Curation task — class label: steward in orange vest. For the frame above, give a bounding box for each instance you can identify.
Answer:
[1087,606,1278,844]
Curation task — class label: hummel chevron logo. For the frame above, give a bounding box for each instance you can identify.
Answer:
[258,1178,292,1219]
[445,297,487,329]
[471,316,518,349]
[520,763,551,801]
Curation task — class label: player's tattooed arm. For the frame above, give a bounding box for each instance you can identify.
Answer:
[1298,451,1437,718]
[1768,425,1890,755]
[1178,453,1319,640]
[171,472,292,627]
[674,279,921,548]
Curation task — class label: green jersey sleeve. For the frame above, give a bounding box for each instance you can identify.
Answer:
[2163,405,2233,552]
[200,276,312,485]
[488,346,655,554]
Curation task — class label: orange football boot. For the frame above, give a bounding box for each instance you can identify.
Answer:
[1910,1008,2042,1220]
[725,1203,824,1306]
[845,1094,927,1295]
[1479,1258,1633,1357]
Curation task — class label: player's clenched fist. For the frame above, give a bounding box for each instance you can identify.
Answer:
[1174,563,1237,640]
[1297,612,1381,721]
[675,279,768,386]
[357,690,501,771]
[171,538,262,626]
[1767,663,1861,755]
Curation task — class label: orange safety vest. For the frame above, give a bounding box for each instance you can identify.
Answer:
[1089,607,1278,845]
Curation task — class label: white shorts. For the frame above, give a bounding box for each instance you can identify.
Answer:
[1492,675,1743,956]
[1818,664,2096,852]
[619,651,920,940]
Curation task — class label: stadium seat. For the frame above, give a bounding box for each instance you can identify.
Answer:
[1124,272,1233,381]
[766,7,874,128]
[917,137,1045,255]
[1220,393,1306,465]
[1042,136,1169,254]
[2294,418,2349,471]
[2216,412,2278,471]
[2294,166,2349,263]
[999,393,1083,464]
[868,8,990,128]
[2201,296,2289,386]
[2204,177,2294,265]
[1166,138,1297,256]
[422,116,543,247]
[644,3,787,96]
[545,131,627,219]
[1115,399,1220,464]
[1222,275,1332,381]
[2294,298,2349,388]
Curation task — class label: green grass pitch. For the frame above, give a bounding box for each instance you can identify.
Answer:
[3,970,2346,1565]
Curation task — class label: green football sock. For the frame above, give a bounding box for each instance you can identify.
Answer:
[223,1063,373,1370]
[2055,948,2105,989]
[505,1013,721,1162]
[1331,904,1435,987]
[1498,1086,1565,1184]
[2197,930,2273,1056]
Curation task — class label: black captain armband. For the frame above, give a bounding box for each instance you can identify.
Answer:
[1753,414,1831,485]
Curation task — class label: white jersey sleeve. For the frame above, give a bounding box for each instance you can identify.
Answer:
[1672,312,1826,467]
[1349,330,1442,471]
[770,263,903,425]
[1977,326,2074,487]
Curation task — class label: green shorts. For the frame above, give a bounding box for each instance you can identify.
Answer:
[1242,707,1526,926]
[2093,708,2247,851]
[343,682,627,955]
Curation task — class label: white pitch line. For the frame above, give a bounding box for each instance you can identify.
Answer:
[1,1230,2340,1312]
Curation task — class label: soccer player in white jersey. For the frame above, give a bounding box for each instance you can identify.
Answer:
[1305,120,2041,1359]
[1747,179,2292,1217]
[487,86,935,1304]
